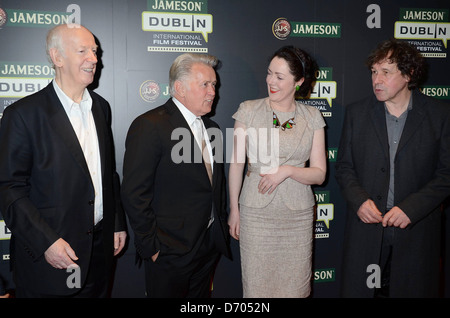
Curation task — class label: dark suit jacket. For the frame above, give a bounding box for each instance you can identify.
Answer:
[121,99,231,268]
[335,90,450,297]
[0,82,126,295]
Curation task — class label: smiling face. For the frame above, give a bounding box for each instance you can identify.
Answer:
[51,26,98,94]
[175,63,217,117]
[266,56,304,108]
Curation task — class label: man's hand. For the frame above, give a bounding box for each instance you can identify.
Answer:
[151,251,160,262]
[357,199,383,224]
[44,238,78,269]
[114,231,127,256]
[383,206,411,229]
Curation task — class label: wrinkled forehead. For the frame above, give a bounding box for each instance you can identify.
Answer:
[61,25,96,46]
[190,63,216,80]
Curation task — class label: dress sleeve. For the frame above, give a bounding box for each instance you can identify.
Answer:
[232,101,252,126]
[312,106,326,130]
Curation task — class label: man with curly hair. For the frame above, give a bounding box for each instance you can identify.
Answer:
[336,39,450,297]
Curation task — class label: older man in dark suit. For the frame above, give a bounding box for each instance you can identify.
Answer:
[0,24,127,297]
[121,53,231,298]
[336,39,450,298]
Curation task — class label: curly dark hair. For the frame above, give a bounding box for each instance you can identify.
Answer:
[366,38,428,90]
[270,46,318,98]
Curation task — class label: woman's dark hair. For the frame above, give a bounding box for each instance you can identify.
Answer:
[366,38,428,90]
[270,45,318,98]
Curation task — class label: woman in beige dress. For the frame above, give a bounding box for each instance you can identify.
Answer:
[228,46,327,298]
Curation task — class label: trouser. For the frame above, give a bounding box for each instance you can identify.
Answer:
[144,226,220,298]
[375,225,395,298]
[15,221,108,298]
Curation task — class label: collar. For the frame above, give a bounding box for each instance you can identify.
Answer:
[172,97,199,126]
[53,80,92,114]
[384,93,413,117]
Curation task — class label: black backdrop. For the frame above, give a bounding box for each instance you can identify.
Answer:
[0,0,449,298]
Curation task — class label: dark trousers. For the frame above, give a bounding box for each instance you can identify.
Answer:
[375,226,395,298]
[15,221,108,298]
[144,227,220,298]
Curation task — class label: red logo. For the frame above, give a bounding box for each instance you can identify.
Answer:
[0,8,7,28]
[272,18,291,40]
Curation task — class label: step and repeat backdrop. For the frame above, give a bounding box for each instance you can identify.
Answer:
[0,0,449,298]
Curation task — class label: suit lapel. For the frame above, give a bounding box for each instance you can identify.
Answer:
[396,92,425,155]
[369,99,390,159]
[91,99,107,177]
[369,92,425,159]
[166,99,199,157]
[45,83,91,180]
[166,100,191,130]
[165,100,212,186]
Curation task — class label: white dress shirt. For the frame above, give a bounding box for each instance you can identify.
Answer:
[53,81,103,225]
[172,97,213,169]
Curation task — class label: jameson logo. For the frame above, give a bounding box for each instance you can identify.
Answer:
[1,62,55,77]
[314,268,335,283]
[420,86,450,99]
[291,22,341,38]
[4,5,80,27]
[272,19,340,40]
[149,0,207,12]
[144,0,212,52]
[327,148,338,162]
[400,8,448,21]
[394,8,449,58]
[314,191,330,205]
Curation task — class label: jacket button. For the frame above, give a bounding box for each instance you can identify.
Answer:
[88,200,94,205]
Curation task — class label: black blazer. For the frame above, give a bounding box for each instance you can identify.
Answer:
[0,83,126,295]
[335,90,450,297]
[121,99,231,267]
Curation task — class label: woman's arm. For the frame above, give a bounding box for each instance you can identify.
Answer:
[228,120,247,240]
[258,128,327,194]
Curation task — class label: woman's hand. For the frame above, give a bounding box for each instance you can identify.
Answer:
[228,208,240,240]
[258,166,290,194]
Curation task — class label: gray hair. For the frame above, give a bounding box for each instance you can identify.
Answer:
[46,25,65,68]
[169,53,218,96]
[46,24,84,68]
